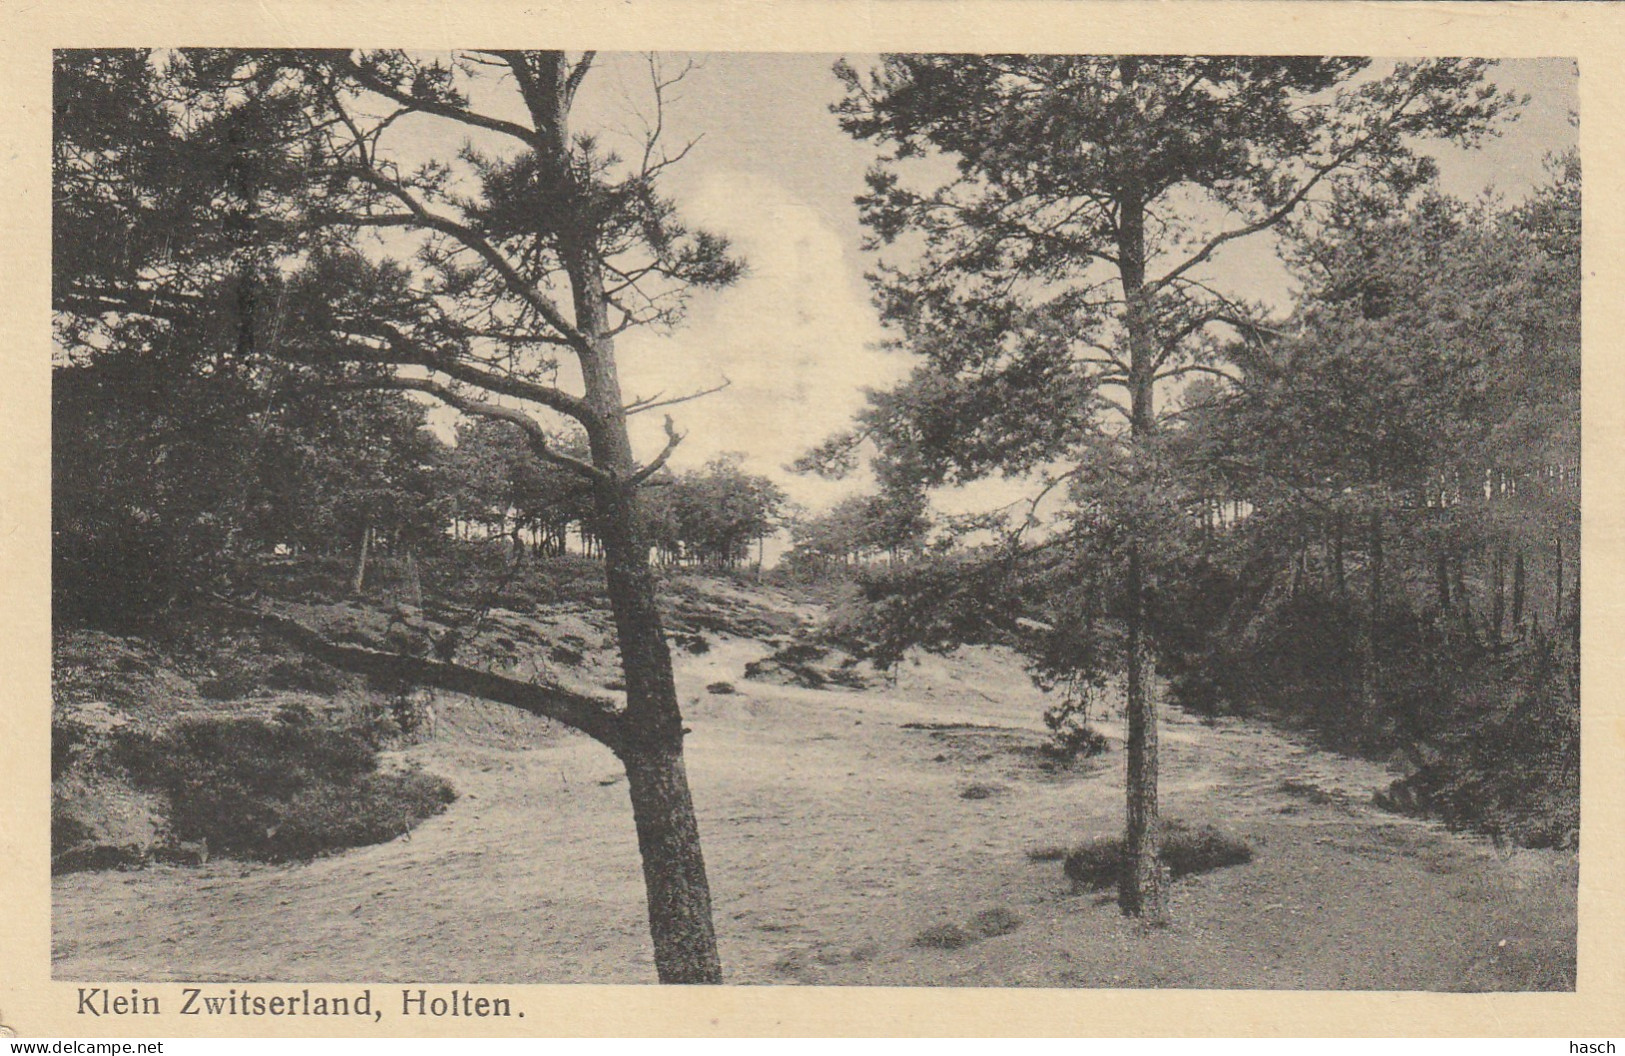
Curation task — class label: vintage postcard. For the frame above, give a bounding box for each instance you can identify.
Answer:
[2,0,1622,1038]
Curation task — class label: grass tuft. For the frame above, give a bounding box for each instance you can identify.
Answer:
[912,906,1022,951]
[1063,819,1253,892]
[911,922,975,950]
[969,906,1022,938]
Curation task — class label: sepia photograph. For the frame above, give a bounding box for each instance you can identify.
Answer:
[42,42,1586,1002]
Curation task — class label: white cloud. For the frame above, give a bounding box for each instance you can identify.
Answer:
[617,169,906,509]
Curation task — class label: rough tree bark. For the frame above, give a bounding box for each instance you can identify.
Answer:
[1492,546,1506,645]
[1360,510,1385,715]
[530,50,722,980]
[1115,178,1169,924]
[352,524,371,595]
[1513,549,1526,632]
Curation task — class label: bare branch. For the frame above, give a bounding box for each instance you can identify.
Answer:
[365,321,597,425]
[1148,75,1438,296]
[326,52,541,149]
[234,604,625,749]
[1154,362,1246,389]
[624,377,731,416]
[1147,162,1346,295]
[627,415,684,487]
[56,287,205,325]
[347,375,607,481]
[320,170,592,356]
[564,51,597,107]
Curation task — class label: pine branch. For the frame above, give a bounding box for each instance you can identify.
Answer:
[327,52,541,149]
[233,604,626,749]
[346,374,607,481]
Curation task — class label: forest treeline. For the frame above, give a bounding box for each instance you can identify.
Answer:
[54,379,790,622]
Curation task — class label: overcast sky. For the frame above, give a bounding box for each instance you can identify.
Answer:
[396,54,1580,513]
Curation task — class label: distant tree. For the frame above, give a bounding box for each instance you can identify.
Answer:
[784,486,931,573]
[643,455,788,569]
[1186,160,1579,684]
[435,417,592,556]
[832,55,1520,919]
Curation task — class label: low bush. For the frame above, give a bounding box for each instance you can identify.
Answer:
[196,670,260,701]
[673,633,710,656]
[1375,636,1579,848]
[1063,819,1253,892]
[51,766,167,874]
[969,906,1022,938]
[912,907,1022,950]
[1040,715,1110,762]
[114,714,454,861]
[548,644,585,667]
[265,771,456,859]
[911,923,974,950]
[53,716,91,781]
[1159,821,1255,879]
[262,655,348,695]
[1158,568,1581,850]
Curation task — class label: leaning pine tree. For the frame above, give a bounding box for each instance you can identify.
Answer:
[65,49,743,983]
[827,56,1519,921]
[283,49,739,983]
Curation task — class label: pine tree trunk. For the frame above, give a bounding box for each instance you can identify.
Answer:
[1492,547,1505,645]
[592,474,721,982]
[1571,565,1581,650]
[1453,554,1472,636]
[1360,510,1384,714]
[352,524,371,595]
[1120,543,1165,920]
[529,51,720,978]
[405,547,423,610]
[1555,534,1564,631]
[1513,549,1526,632]
[1333,510,1346,596]
[1114,173,1167,923]
[620,742,722,983]
[1435,548,1452,616]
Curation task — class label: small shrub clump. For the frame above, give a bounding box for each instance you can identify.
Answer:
[548,644,585,667]
[114,714,455,862]
[1373,635,1579,849]
[673,633,711,656]
[911,922,975,950]
[1063,819,1253,892]
[1039,696,1110,762]
[912,907,1023,950]
[969,906,1022,938]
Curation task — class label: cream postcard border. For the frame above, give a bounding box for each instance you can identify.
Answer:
[2,0,1620,1037]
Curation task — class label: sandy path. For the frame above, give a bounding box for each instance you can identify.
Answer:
[53,633,1576,989]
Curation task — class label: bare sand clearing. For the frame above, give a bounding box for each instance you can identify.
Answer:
[52,597,1576,989]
